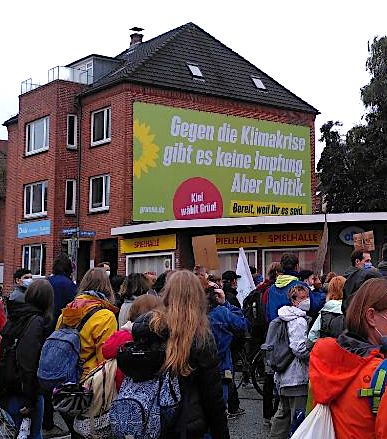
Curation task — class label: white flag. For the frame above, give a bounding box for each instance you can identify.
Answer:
[236,247,256,306]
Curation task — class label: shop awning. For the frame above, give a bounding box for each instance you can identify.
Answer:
[111,212,387,236]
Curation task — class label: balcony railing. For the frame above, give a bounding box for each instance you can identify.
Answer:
[21,66,93,95]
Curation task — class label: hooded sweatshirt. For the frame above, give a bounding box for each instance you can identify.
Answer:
[267,275,301,322]
[308,299,342,343]
[56,292,118,378]
[274,305,309,394]
[310,334,387,439]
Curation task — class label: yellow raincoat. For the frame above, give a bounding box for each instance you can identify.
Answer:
[56,293,118,379]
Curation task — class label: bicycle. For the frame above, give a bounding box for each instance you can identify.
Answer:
[233,340,265,396]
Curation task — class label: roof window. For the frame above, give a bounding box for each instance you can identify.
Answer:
[187,64,203,78]
[251,76,266,90]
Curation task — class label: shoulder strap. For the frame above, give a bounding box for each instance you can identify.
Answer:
[76,307,103,333]
[16,315,38,345]
[359,359,387,415]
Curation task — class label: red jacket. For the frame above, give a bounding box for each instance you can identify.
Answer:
[0,299,6,333]
[102,329,133,390]
[310,336,387,439]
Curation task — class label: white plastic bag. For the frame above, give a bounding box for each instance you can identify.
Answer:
[291,404,336,439]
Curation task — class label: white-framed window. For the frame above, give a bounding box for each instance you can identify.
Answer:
[65,179,76,214]
[26,116,50,155]
[89,174,110,212]
[251,76,266,90]
[187,63,203,78]
[78,61,93,84]
[126,252,175,276]
[91,107,111,146]
[24,181,48,218]
[67,114,77,148]
[22,244,45,277]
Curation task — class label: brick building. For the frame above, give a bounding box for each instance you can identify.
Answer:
[0,139,7,286]
[3,22,325,290]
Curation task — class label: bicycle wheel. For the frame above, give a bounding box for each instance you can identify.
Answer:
[0,408,17,439]
[233,347,250,389]
[250,349,265,395]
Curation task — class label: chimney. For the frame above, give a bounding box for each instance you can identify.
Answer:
[130,27,144,46]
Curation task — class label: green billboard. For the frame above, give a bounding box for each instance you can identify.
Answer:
[133,102,311,221]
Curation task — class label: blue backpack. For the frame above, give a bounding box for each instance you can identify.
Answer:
[110,371,181,439]
[359,358,387,415]
[37,307,101,391]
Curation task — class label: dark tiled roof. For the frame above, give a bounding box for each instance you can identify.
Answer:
[89,22,318,114]
[3,114,18,127]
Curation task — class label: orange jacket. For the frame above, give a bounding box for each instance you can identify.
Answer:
[56,293,118,379]
[310,337,387,439]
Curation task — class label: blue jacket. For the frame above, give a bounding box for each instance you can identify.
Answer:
[267,276,325,322]
[208,301,248,374]
[48,274,77,326]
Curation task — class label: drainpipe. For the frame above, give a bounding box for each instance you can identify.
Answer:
[74,94,83,282]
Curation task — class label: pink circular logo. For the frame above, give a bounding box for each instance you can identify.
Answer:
[173,177,223,220]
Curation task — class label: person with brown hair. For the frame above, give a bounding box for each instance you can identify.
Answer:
[308,276,346,343]
[0,279,54,439]
[310,278,387,438]
[102,294,162,390]
[321,271,337,293]
[130,270,229,439]
[118,273,150,327]
[56,268,118,379]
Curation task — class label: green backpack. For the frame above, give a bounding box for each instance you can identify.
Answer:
[359,359,387,415]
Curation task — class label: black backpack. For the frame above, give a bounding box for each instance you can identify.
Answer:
[0,316,36,395]
[320,311,345,338]
[243,287,267,339]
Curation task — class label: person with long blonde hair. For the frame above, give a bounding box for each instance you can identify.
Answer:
[131,269,229,439]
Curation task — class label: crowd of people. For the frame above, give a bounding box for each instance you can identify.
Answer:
[0,246,387,438]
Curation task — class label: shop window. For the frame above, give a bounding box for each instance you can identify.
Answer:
[91,107,111,146]
[262,248,318,275]
[126,252,174,276]
[89,174,110,212]
[26,116,50,155]
[218,250,257,275]
[24,181,48,218]
[23,244,45,277]
[67,114,77,148]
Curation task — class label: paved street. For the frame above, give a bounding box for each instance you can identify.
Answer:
[51,385,270,439]
[229,386,270,439]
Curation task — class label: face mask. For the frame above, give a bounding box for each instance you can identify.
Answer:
[298,298,310,311]
[106,271,111,277]
[22,278,33,288]
[364,262,373,270]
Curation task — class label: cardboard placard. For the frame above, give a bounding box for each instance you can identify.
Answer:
[313,222,328,274]
[353,231,375,252]
[192,235,219,270]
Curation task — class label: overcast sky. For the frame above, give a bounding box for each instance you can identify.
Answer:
[1,0,386,164]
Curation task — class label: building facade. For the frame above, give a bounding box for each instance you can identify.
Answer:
[5,22,353,290]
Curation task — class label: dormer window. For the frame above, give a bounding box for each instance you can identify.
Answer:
[251,76,266,90]
[187,64,203,78]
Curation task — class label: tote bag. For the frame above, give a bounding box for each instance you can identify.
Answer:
[291,404,336,439]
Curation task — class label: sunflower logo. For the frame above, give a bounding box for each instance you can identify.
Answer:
[133,119,159,179]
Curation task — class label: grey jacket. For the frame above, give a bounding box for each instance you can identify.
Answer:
[9,285,26,303]
[274,306,309,390]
